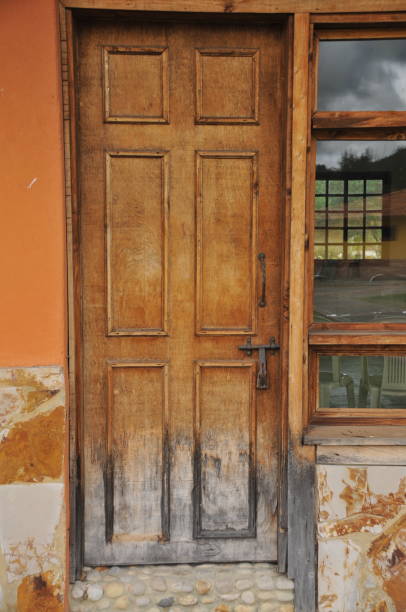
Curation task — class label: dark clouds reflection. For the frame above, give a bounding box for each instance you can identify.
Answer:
[318,39,406,110]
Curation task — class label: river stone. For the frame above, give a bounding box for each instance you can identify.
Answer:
[114,596,129,609]
[215,606,231,612]
[215,580,234,594]
[276,589,294,602]
[256,576,275,590]
[108,566,121,576]
[96,599,110,610]
[241,590,255,604]
[258,591,274,601]
[157,597,175,608]
[279,605,294,612]
[86,570,102,582]
[221,593,240,601]
[170,581,193,593]
[178,595,198,606]
[136,596,151,607]
[71,583,86,600]
[260,604,279,612]
[275,576,295,590]
[202,596,216,603]
[105,582,124,598]
[235,606,255,612]
[195,579,211,594]
[87,584,104,601]
[152,577,167,592]
[128,579,146,595]
[236,579,253,590]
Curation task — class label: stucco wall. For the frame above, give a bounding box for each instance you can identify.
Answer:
[0,1,67,610]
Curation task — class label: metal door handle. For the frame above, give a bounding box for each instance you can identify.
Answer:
[258,253,266,307]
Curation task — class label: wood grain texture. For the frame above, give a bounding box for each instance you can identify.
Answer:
[194,361,256,538]
[78,16,284,565]
[195,49,259,124]
[309,331,406,345]
[62,0,406,14]
[106,151,168,335]
[305,424,406,445]
[313,111,406,129]
[196,151,258,335]
[287,13,316,612]
[103,46,169,123]
[317,445,406,464]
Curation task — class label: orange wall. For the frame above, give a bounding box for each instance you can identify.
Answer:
[0,0,66,366]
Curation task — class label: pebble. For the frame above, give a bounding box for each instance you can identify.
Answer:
[276,589,294,602]
[221,592,240,601]
[151,577,167,592]
[258,591,274,601]
[236,579,253,590]
[276,576,294,590]
[195,579,211,594]
[71,583,86,600]
[257,576,275,590]
[104,582,124,598]
[178,595,198,606]
[241,590,255,604]
[136,596,151,607]
[114,596,129,609]
[70,563,295,610]
[170,581,193,593]
[87,584,104,602]
[130,579,146,595]
[157,597,175,608]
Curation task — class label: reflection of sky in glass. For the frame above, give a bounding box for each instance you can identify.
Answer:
[317,140,406,172]
[318,39,406,110]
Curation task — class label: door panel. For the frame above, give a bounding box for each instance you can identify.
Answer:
[78,17,285,565]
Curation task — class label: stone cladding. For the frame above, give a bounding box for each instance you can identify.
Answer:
[70,563,294,611]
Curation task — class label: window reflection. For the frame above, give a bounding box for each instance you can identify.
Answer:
[318,39,406,111]
[314,141,406,322]
[319,355,406,409]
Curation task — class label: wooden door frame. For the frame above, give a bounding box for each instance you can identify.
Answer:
[59,3,314,609]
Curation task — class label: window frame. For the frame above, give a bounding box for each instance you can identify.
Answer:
[307,24,406,426]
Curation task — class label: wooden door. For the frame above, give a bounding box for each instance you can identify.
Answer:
[78,15,285,565]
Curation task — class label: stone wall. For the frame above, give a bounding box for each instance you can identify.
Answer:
[0,366,66,611]
[70,563,294,611]
[317,464,406,611]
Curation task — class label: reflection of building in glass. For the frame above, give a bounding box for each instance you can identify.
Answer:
[315,172,385,261]
[314,144,406,322]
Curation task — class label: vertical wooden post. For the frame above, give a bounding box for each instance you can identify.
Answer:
[287,12,317,612]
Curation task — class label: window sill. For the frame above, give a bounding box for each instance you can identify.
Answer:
[303,424,406,445]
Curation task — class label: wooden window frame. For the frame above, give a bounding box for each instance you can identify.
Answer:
[307,23,406,429]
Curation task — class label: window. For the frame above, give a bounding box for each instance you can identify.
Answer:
[308,27,406,426]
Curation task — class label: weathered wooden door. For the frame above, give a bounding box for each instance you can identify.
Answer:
[78,15,285,565]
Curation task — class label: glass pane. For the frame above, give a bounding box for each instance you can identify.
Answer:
[328,214,344,227]
[365,229,382,243]
[318,355,406,409]
[348,213,364,227]
[315,196,326,210]
[348,229,363,243]
[316,180,326,194]
[366,196,383,210]
[315,229,325,244]
[348,179,364,194]
[328,180,344,194]
[348,245,363,259]
[328,196,344,211]
[315,213,326,227]
[366,213,382,227]
[365,245,382,259]
[348,197,363,211]
[314,141,406,322]
[366,179,383,194]
[328,229,343,243]
[318,39,406,111]
[327,245,343,259]
[315,245,326,259]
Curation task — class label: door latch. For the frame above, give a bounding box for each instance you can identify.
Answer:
[238,337,280,390]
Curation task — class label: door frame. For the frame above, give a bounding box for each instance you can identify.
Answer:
[59,3,314,609]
